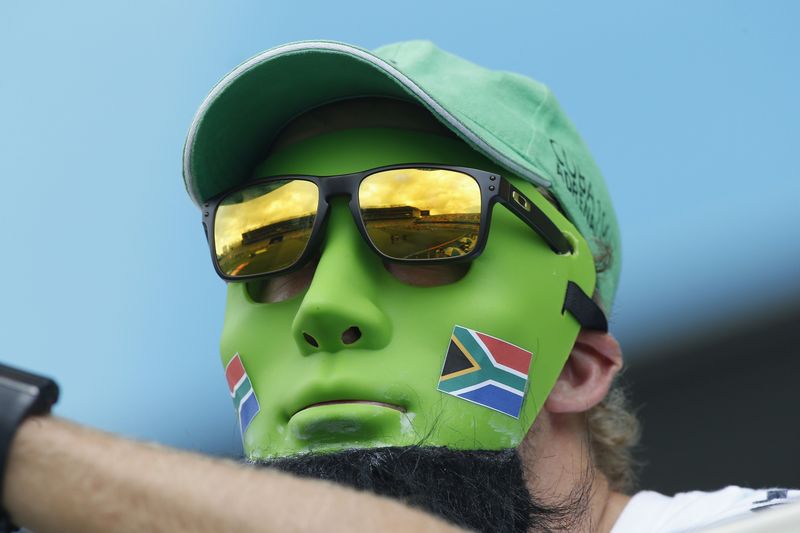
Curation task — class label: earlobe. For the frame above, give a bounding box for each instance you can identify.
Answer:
[544,330,623,414]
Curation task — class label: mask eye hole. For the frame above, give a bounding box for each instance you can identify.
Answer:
[383,261,470,287]
[245,254,319,303]
[244,253,470,302]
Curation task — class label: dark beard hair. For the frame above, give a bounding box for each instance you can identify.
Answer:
[252,446,591,533]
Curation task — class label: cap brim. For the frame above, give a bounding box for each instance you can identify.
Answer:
[182,40,549,207]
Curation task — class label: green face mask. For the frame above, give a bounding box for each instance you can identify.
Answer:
[220,127,596,460]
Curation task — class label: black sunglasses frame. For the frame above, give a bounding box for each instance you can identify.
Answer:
[201,164,574,283]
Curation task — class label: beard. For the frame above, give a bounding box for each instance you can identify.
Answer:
[252,446,591,533]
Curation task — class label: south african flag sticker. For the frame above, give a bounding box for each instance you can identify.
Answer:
[437,325,533,418]
[225,353,260,439]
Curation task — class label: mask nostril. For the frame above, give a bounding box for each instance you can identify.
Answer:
[341,326,362,345]
[303,332,319,348]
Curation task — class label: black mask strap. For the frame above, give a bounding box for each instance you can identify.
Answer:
[562,281,608,332]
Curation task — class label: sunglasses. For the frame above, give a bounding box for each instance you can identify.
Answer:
[202,164,573,281]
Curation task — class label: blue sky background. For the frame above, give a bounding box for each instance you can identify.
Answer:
[2,1,798,456]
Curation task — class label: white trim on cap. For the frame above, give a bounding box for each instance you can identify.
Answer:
[183,40,551,207]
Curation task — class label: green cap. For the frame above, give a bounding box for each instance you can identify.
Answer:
[183,39,621,311]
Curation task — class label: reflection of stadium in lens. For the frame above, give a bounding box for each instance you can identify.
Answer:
[359,169,481,260]
[214,180,318,277]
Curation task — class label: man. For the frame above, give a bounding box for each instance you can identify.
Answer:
[1,40,796,533]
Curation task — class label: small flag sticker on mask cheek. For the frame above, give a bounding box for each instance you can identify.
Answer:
[437,325,533,418]
[225,353,260,439]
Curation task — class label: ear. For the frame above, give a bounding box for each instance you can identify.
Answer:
[544,330,623,414]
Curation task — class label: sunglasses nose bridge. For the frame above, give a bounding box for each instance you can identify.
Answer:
[318,172,361,199]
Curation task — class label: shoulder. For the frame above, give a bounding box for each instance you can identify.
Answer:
[611,486,800,533]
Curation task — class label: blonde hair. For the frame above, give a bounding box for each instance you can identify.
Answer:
[586,384,641,492]
[582,255,641,493]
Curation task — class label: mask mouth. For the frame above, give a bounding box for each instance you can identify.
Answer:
[295,399,406,415]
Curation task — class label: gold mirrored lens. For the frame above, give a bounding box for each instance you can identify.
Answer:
[359,169,481,260]
[214,180,318,277]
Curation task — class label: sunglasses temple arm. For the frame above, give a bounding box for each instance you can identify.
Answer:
[498,180,573,254]
[496,181,608,330]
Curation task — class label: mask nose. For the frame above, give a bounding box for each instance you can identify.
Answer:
[291,198,392,354]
